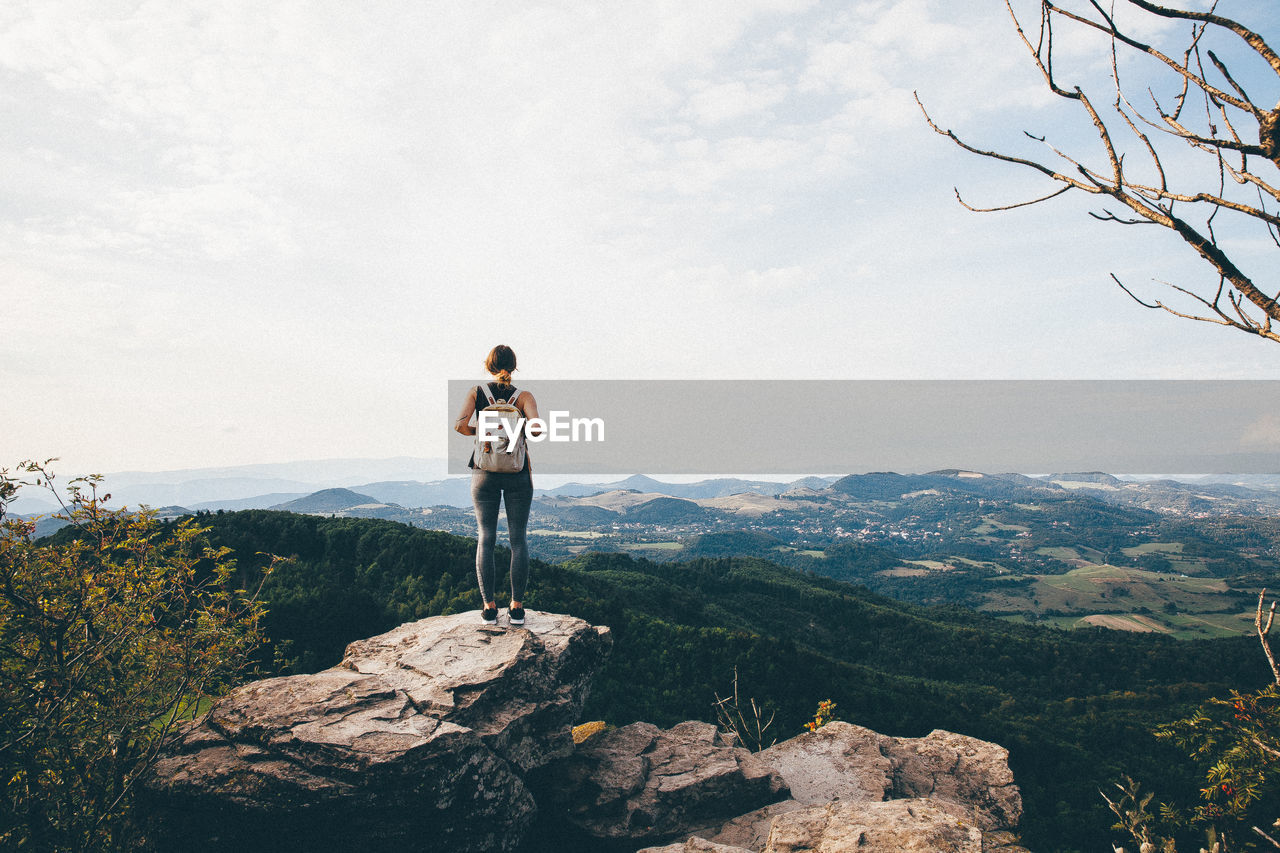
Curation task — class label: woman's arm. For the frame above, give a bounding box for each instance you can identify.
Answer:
[455,389,477,436]
[518,392,543,437]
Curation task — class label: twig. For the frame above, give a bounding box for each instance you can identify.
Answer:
[1256,590,1279,685]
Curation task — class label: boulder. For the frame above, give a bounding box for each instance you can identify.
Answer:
[141,610,612,853]
[340,609,610,772]
[537,719,789,843]
[757,722,1021,832]
[756,721,893,805]
[646,800,1011,853]
[660,722,1024,853]
[676,801,806,852]
[764,799,984,853]
[884,728,1022,833]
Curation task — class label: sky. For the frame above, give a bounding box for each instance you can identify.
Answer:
[3,0,1278,475]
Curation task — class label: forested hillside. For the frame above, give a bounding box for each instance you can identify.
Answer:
[193,510,1272,853]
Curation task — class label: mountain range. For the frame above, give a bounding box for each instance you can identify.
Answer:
[20,466,1280,524]
[7,457,449,515]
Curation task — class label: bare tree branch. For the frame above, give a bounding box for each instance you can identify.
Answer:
[1258,590,1279,685]
[1046,0,1256,116]
[1122,0,1280,78]
[918,0,1279,342]
[955,185,1073,212]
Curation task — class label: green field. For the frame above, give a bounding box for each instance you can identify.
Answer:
[983,564,1254,639]
[1122,542,1185,555]
[775,545,826,558]
[953,556,1003,570]
[1035,546,1082,561]
[972,516,1031,535]
[905,559,957,571]
[1005,609,1253,639]
[621,541,683,551]
[995,563,1227,609]
[1158,609,1257,637]
[529,529,607,538]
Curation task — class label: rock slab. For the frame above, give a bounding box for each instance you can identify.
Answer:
[884,727,1022,832]
[537,719,789,843]
[646,801,989,853]
[141,610,612,853]
[765,799,984,853]
[759,721,1021,831]
[646,721,1026,853]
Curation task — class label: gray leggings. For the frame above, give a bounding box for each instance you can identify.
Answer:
[471,468,533,604]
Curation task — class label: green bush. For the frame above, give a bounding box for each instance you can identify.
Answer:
[0,464,269,852]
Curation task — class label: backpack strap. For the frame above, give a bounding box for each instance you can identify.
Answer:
[479,383,520,407]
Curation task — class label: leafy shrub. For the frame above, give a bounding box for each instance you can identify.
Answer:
[0,463,269,851]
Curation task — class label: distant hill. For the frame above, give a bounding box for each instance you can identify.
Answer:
[1192,473,1280,492]
[32,516,72,538]
[271,488,387,513]
[148,506,192,519]
[645,478,791,500]
[787,476,838,491]
[101,477,326,509]
[1048,474,1280,514]
[543,475,837,500]
[551,505,619,525]
[8,495,61,516]
[985,472,1053,489]
[1049,471,1124,485]
[191,493,309,511]
[545,475,668,497]
[94,457,447,509]
[355,479,474,508]
[832,471,1058,501]
[624,496,706,524]
[830,472,946,500]
[546,489,660,513]
[46,454,1280,520]
[682,529,786,557]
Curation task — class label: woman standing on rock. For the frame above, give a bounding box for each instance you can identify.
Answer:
[454,344,540,627]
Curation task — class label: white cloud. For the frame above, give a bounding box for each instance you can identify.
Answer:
[685,79,791,124]
[1,0,1275,470]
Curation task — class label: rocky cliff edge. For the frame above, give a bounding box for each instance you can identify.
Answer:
[141,610,1028,853]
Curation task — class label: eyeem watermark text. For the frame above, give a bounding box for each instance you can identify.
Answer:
[477,411,604,450]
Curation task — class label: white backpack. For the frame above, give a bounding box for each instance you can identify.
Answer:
[473,385,527,473]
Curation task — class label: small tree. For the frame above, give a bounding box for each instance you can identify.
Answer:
[918,0,1279,342]
[713,667,778,752]
[1107,591,1280,851]
[0,462,270,851]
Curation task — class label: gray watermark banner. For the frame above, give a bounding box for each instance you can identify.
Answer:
[446,380,1280,475]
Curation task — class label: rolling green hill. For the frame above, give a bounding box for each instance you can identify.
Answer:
[269,487,385,513]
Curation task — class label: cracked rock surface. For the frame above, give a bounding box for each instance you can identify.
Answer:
[535,719,789,843]
[764,799,984,853]
[758,721,1022,832]
[644,722,1026,853]
[883,728,1022,833]
[140,610,611,853]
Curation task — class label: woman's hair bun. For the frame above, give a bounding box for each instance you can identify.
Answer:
[486,345,517,382]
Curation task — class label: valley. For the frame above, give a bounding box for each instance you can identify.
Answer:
[24,465,1280,851]
[155,468,1280,641]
